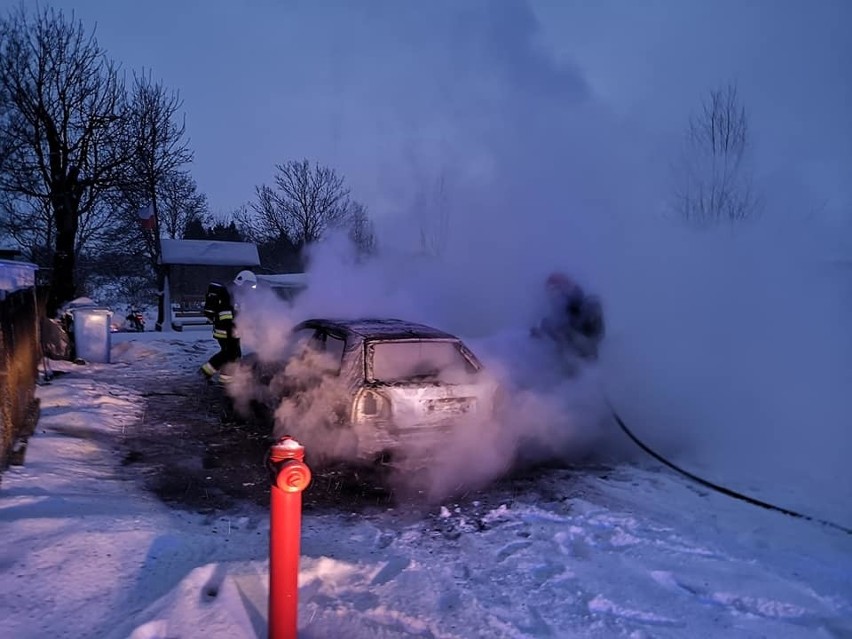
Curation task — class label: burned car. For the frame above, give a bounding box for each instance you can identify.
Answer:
[238,318,501,467]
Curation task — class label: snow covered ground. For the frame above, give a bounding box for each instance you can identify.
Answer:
[1,329,850,639]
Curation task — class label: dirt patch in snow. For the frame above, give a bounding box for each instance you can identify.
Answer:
[118,375,394,515]
[111,354,614,519]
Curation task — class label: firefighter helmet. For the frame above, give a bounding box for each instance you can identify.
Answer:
[234,270,257,288]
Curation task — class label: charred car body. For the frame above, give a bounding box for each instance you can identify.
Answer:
[240,318,501,466]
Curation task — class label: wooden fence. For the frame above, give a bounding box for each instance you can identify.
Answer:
[0,260,41,474]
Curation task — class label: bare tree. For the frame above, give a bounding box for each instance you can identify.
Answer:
[673,82,761,226]
[349,201,377,257]
[417,170,451,257]
[156,170,207,240]
[0,189,53,262]
[231,204,259,241]
[119,70,194,235]
[112,70,202,328]
[0,6,130,315]
[229,203,296,271]
[251,159,362,247]
[249,185,290,242]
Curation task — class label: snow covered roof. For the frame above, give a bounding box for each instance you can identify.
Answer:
[256,272,308,288]
[159,239,260,266]
[0,259,38,295]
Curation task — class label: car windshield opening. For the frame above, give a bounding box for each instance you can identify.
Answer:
[370,340,474,383]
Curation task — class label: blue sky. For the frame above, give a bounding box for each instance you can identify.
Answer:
[6,0,850,232]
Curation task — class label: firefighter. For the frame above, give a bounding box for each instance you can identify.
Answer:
[199,270,257,381]
[533,271,605,361]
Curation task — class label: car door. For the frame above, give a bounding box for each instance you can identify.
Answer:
[306,328,346,375]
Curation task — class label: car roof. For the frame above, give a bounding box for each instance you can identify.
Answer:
[295,318,459,341]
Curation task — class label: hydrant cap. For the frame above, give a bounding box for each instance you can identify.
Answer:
[277,437,302,450]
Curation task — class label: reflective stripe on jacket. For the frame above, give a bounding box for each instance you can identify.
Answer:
[212,304,237,340]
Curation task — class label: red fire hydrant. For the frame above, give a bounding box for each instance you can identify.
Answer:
[268,436,312,639]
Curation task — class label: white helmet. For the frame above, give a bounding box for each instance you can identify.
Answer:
[234,270,258,288]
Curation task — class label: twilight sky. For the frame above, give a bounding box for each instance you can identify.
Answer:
[8,0,851,234]
[4,0,850,533]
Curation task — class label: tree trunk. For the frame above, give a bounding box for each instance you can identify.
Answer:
[46,200,78,318]
[154,265,166,331]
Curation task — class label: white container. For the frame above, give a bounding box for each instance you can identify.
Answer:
[73,307,113,363]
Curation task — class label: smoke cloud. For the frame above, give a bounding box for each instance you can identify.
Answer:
[224,232,624,503]
[217,1,850,518]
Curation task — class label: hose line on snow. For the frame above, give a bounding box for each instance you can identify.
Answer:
[607,404,852,537]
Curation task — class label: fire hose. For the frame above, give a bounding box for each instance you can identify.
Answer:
[608,402,852,536]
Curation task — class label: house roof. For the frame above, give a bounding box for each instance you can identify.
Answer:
[159,239,260,266]
[0,259,38,295]
[256,272,308,288]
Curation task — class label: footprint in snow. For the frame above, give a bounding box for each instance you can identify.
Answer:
[370,555,411,586]
[496,540,533,562]
[650,570,834,627]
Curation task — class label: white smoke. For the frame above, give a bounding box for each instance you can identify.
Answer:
[219,0,851,517]
[222,230,619,503]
